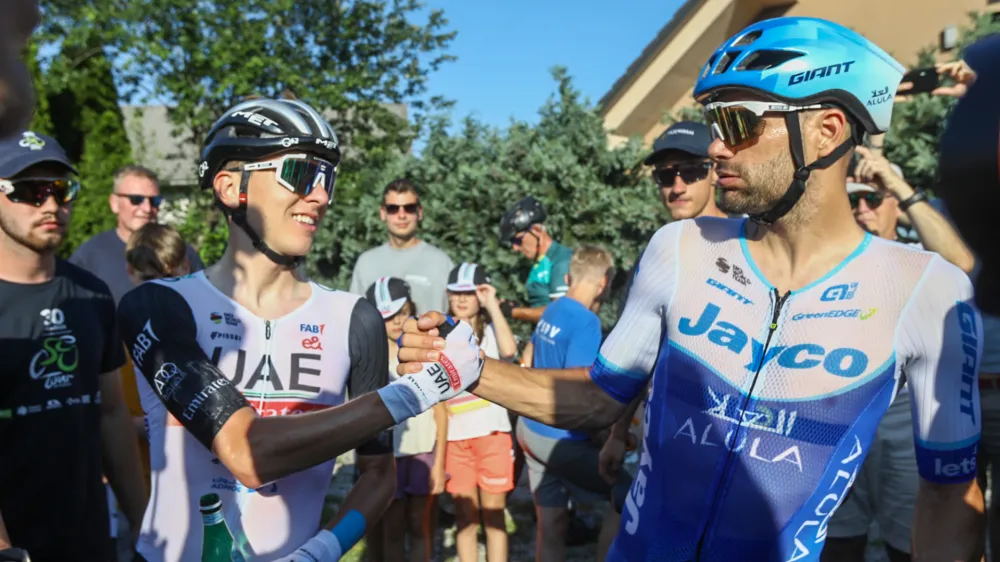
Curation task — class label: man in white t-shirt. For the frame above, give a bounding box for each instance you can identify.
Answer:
[824,152,976,562]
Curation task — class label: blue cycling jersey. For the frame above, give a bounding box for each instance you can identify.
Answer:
[591,217,983,562]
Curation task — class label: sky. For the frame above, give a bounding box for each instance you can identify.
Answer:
[415,0,685,132]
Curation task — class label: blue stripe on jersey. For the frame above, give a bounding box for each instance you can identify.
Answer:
[590,354,650,404]
[609,338,898,561]
[915,438,979,484]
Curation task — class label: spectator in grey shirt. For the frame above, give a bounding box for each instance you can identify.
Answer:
[350,178,453,314]
[70,165,204,304]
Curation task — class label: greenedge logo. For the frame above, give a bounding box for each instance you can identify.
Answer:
[792,308,877,321]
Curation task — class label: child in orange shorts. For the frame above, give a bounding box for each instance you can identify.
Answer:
[444,263,518,562]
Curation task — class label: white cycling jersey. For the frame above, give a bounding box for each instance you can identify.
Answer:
[119,271,389,562]
[592,217,983,561]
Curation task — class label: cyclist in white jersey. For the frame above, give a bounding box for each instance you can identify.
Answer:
[116,98,484,561]
[395,17,985,561]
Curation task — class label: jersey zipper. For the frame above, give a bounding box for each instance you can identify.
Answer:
[694,287,790,561]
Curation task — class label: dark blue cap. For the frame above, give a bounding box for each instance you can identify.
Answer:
[644,121,712,164]
[0,131,77,178]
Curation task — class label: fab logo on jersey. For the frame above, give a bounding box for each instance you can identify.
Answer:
[679,302,869,378]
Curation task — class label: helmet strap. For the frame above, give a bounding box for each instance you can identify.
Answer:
[230,172,304,269]
[750,113,856,225]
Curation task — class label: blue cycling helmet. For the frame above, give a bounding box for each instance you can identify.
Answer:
[694,17,904,133]
[693,17,905,224]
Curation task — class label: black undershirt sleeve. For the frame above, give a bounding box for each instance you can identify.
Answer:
[347,298,393,456]
[117,282,251,451]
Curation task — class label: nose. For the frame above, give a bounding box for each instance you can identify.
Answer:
[671,174,688,193]
[306,184,331,207]
[38,194,60,212]
[708,137,733,161]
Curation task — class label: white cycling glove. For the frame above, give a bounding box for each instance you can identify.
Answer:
[272,529,343,561]
[378,317,484,423]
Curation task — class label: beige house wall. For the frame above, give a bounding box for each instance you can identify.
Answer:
[601,0,999,147]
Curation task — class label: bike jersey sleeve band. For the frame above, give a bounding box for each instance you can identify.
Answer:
[896,254,983,485]
[348,299,393,456]
[118,282,252,451]
[591,222,683,404]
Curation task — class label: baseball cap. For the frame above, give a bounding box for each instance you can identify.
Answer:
[846,182,876,194]
[447,263,490,292]
[0,131,77,178]
[644,121,712,165]
[365,277,412,319]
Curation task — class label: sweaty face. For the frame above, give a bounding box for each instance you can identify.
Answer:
[242,156,330,257]
[852,188,899,239]
[0,164,73,254]
[709,97,797,217]
[0,0,40,139]
[652,153,717,220]
[112,174,161,235]
[380,191,421,239]
[448,291,480,320]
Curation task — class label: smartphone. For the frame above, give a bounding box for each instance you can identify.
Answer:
[900,67,940,95]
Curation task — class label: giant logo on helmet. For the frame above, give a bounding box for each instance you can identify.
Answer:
[788,60,855,86]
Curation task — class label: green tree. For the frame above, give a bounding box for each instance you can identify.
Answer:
[308,68,663,331]
[883,12,1000,191]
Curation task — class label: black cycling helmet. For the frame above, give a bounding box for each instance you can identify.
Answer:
[198,98,342,268]
[499,196,546,246]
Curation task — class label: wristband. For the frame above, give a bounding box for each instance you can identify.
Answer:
[330,510,366,553]
[378,378,428,423]
[899,191,928,212]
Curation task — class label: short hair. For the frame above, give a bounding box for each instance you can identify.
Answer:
[569,245,614,285]
[382,178,421,205]
[126,223,188,282]
[114,165,160,192]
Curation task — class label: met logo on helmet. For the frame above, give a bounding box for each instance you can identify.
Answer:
[788,60,856,86]
[231,110,279,130]
[678,302,869,377]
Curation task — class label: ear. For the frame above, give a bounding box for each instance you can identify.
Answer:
[815,109,851,159]
[109,193,119,214]
[530,223,545,236]
[379,206,388,222]
[417,206,424,222]
[213,168,241,211]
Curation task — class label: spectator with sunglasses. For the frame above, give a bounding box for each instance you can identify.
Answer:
[350,178,455,316]
[0,130,147,562]
[69,165,204,305]
[647,121,727,221]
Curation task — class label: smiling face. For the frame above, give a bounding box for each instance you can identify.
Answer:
[0,164,73,254]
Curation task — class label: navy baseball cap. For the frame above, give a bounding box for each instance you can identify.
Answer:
[644,121,712,164]
[0,131,77,178]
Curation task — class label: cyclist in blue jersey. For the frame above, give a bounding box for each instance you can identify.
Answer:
[395,16,986,562]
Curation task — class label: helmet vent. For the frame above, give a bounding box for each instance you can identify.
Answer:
[732,30,762,47]
[713,50,741,75]
[735,49,804,71]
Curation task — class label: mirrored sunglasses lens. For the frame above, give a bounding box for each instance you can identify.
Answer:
[707,106,761,146]
[280,158,334,197]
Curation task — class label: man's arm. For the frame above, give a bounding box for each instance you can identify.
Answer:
[511,305,546,324]
[117,283,399,489]
[903,257,985,559]
[856,146,976,273]
[99,368,149,534]
[323,452,395,536]
[399,223,682,432]
[520,341,534,367]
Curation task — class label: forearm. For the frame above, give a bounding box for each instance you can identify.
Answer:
[434,403,448,461]
[101,403,149,527]
[471,357,624,429]
[912,480,985,561]
[908,203,977,274]
[220,393,397,488]
[610,387,647,440]
[512,305,545,324]
[485,303,518,359]
[0,509,10,548]
[323,456,395,545]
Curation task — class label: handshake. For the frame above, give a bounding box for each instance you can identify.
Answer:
[378,313,487,423]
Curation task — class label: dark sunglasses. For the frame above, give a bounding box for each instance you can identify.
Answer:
[849,192,885,210]
[384,203,420,215]
[115,193,164,208]
[0,178,80,206]
[652,162,713,186]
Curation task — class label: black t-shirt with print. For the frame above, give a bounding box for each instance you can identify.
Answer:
[0,260,126,562]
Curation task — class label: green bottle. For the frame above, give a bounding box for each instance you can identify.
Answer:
[199,493,246,562]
